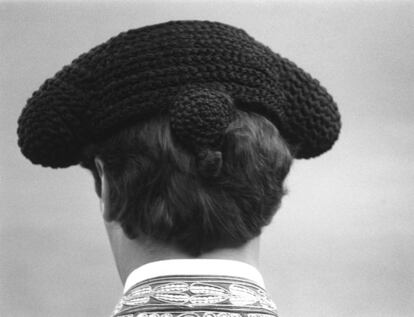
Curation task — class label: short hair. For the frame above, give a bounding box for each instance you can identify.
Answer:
[80,110,293,256]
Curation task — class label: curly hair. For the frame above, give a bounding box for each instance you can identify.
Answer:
[80,110,293,256]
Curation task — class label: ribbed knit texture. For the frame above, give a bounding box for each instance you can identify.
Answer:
[17,20,341,168]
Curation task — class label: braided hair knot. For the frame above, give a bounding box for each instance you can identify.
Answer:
[169,86,235,179]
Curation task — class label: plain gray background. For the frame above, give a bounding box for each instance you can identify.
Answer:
[1,0,413,316]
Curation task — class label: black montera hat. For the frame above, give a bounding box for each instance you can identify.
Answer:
[17,20,341,168]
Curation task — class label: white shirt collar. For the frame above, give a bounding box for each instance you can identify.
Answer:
[123,259,266,294]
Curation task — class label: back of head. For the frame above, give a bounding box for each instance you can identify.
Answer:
[17,20,340,257]
[80,109,292,256]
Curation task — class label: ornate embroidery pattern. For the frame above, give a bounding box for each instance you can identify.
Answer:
[112,276,278,317]
[116,312,277,317]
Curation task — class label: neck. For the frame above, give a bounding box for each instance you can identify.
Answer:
[104,221,261,286]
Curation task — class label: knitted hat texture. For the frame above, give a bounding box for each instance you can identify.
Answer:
[17,20,341,168]
[170,85,236,153]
